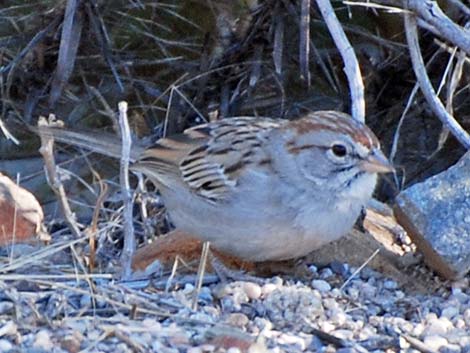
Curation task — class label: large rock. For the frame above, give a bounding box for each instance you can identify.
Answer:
[394,151,470,279]
[0,173,45,246]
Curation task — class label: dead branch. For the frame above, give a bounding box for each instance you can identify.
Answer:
[38,115,82,238]
[118,101,136,279]
[315,0,365,122]
[404,8,470,149]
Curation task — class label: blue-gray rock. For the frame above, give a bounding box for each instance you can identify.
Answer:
[394,151,470,279]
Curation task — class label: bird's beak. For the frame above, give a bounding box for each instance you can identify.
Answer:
[360,149,394,173]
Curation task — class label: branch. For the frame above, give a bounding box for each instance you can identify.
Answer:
[316,0,365,122]
[38,115,82,238]
[404,8,470,149]
[407,0,470,57]
[118,101,136,279]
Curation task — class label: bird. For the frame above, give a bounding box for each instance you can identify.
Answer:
[37,110,393,262]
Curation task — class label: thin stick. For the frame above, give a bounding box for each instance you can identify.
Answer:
[38,115,82,238]
[118,101,135,279]
[340,248,380,291]
[404,9,470,149]
[408,0,470,57]
[192,241,210,311]
[315,0,365,122]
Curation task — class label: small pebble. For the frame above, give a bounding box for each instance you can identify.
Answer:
[311,280,331,293]
[319,268,334,279]
[198,287,213,303]
[441,306,460,319]
[0,303,13,316]
[424,317,454,336]
[383,280,398,289]
[243,282,262,300]
[61,334,82,353]
[182,283,195,294]
[261,283,278,297]
[0,322,17,337]
[423,335,449,350]
[0,339,13,352]
[33,330,54,350]
[225,313,249,328]
[308,265,318,274]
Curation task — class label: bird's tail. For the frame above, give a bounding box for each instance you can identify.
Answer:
[34,126,144,162]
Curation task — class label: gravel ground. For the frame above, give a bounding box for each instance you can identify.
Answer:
[0,255,468,353]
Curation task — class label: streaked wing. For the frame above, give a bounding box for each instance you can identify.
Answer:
[134,117,281,202]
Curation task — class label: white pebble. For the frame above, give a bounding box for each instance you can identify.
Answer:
[182,283,195,294]
[383,280,398,289]
[424,317,454,336]
[309,265,318,273]
[142,318,162,331]
[329,309,347,326]
[261,283,278,296]
[0,322,17,337]
[319,321,335,333]
[243,282,262,300]
[33,330,53,350]
[0,339,13,352]
[454,318,466,329]
[311,280,331,293]
[323,298,339,310]
[423,335,449,350]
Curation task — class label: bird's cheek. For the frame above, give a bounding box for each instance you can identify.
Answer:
[297,154,330,185]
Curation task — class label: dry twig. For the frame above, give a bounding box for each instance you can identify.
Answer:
[118,101,136,279]
[404,8,470,149]
[38,115,82,238]
[315,0,365,122]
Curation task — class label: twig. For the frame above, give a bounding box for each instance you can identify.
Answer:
[441,44,467,150]
[0,237,88,273]
[407,0,470,57]
[135,173,153,240]
[390,48,443,164]
[299,0,311,84]
[192,241,210,311]
[49,0,83,107]
[0,118,19,144]
[340,248,380,290]
[315,0,365,122]
[87,174,108,272]
[118,101,135,279]
[404,8,470,149]
[38,115,82,238]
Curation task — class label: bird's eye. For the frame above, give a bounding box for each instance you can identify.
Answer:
[331,144,348,157]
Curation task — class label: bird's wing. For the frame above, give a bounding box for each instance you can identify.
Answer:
[134,117,281,202]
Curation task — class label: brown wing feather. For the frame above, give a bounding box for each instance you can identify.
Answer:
[134,117,281,201]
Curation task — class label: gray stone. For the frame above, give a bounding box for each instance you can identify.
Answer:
[394,151,470,279]
[311,279,331,292]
